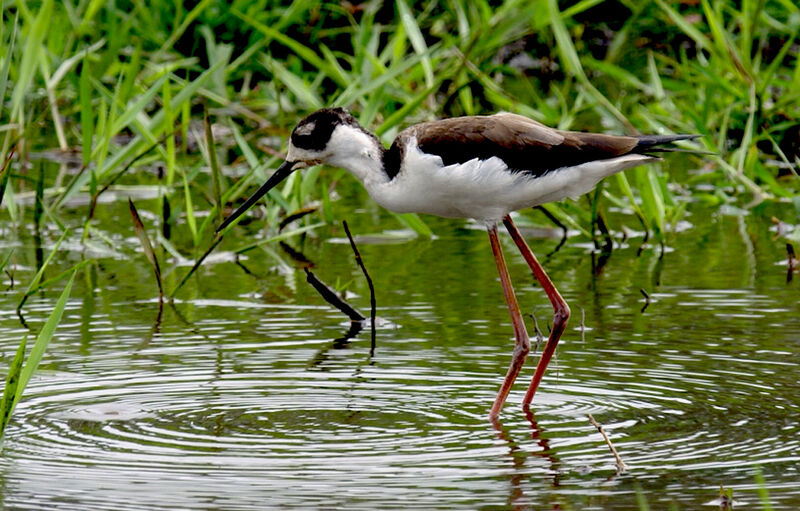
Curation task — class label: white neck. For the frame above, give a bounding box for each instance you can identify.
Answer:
[325,125,388,188]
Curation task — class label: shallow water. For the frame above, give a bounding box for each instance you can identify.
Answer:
[1,195,799,510]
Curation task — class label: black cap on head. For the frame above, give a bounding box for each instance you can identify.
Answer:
[290,107,359,151]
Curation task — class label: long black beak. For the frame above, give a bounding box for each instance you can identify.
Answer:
[216,160,298,233]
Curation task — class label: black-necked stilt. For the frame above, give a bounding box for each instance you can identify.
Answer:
[218,108,699,419]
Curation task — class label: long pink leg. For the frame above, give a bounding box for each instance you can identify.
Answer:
[503,215,571,407]
[488,224,531,419]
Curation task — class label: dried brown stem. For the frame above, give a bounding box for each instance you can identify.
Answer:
[587,413,627,474]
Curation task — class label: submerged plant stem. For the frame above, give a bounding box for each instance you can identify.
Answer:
[342,220,377,355]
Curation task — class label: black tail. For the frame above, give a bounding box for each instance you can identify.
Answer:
[633,134,709,155]
[635,134,700,147]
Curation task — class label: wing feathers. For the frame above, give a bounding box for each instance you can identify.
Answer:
[384,113,700,179]
[405,114,639,176]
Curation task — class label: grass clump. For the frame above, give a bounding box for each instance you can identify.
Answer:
[0,1,797,284]
[3,2,798,248]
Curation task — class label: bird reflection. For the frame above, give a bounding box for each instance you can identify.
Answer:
[491,409,561,510]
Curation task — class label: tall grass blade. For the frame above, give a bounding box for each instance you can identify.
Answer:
[156,0,214,57]
[14,271,76,415]
[376,81,440,136]
[333,50,427,108]
[110,74,168,138]
[636,166,666,238]
[0,335,26,437]
[738,86,757,176]
[261,55,323,109]
[546,0,586,80]
[754,468,774,511]
[204,109,224,225]
[90,59,224,185]
[10,0,52,123]
[79,57,93,167]
[0,249,13,273]
[546,0,631,129]
[33,163,44,228]
[0,142,13,212]
[396,0,434,87]
[0,142,17,219]
[27,260,91,296]
[0,11,18,124]
[162,79,176,186]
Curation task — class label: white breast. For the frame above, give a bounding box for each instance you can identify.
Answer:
[365,138,655,223]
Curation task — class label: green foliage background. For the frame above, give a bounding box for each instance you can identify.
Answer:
[1,0,799,259]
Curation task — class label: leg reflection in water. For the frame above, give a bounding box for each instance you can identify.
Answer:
[491,410,561,510]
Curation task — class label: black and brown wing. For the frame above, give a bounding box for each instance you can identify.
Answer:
[383,112,697,178]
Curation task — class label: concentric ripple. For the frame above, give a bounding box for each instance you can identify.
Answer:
[3,305,798,511]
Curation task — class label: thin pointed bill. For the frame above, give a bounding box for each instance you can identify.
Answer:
[216,160,299,233]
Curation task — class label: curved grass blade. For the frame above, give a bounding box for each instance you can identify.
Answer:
[396,0,434,87]
[0,249,13,274]
[79,56,93,167]
[9,0,52,123]
[203,108,224,225]
[129,199,163,300]
[10,271,76,424]
[0,335,26,437]
[545,0,632,130]
[0,10,18,124]
[391,212,432,237]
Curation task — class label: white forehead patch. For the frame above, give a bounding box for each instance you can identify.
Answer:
[294,121,316,136]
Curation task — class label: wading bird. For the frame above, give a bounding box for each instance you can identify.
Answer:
[217,108,698,419]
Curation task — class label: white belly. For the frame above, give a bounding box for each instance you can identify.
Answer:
[366,143,654,223]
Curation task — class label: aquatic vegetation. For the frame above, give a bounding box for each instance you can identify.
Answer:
[0,1,796,252]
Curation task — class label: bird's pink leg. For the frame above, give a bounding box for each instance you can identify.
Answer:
[488,224,531,419]
[503,215,571,407]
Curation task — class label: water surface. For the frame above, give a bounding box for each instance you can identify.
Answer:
[1,195,798,509]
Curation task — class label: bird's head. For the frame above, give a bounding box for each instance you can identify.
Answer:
[285,107,362,167]
[217,107,378,233]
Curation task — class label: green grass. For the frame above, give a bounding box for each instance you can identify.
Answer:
[2,2,797,241]
[1,270,75,440]
[0,2,795,254]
